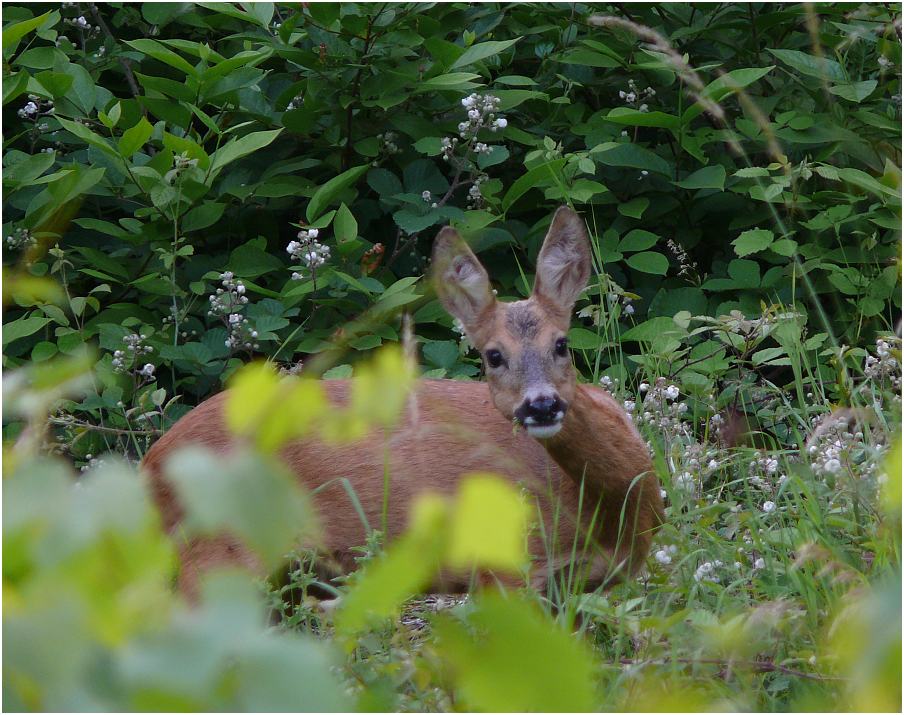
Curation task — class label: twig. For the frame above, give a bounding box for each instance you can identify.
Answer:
[89,4,145,115]
[617,656,848,682]
[341,5,385,170]
[49,416,161,437]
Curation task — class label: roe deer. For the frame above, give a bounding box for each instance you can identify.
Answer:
[143,206,664,598]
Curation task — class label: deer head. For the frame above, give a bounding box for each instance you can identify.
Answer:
[432,206,592,439]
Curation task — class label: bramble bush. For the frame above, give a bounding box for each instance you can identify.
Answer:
[3,2,901,712]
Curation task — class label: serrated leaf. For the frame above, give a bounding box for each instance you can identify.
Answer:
[732,228,774,256]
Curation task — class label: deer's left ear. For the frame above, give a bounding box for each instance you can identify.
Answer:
[532,206,591,314]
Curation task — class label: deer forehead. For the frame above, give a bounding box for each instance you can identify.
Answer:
[476,301,564,350]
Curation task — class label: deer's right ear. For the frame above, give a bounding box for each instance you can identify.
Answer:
[432,226,495,331]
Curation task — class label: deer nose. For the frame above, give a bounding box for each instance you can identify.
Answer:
[516,395,566,426]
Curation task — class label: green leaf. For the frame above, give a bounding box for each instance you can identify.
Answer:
[769,238,798,257]
[828,80,878,103]
[182,202,225,232]
[335,496,446,636]
[732,228,774,256]
[567,327,604,350]
[727,258,761,288]
[165,448,313,569]
[117,117,154,158]
[55,117,119,160]
[592,142,672,176]
[227,241,284,279]
[683,66,775,123]
[836,167,900,200]
[451,38,519,69]
[446,474,529,572]
[675,165,726,190]
[416,72,482,93]
[494,89,548,110]
[333,203,358,243]
[413,137,443,156]
[605,107,679,129]
[618,229,659,252]
[423,341,458,369]
[124,38,197,76]
[3,316,51,346]
[2,71,29,106]
[502,159,567,212]
[625,251,669,275]
[433,592,597,712]
[621,316,686,342]
[558,47,621,68]
[34,70,73,98]
[3,11,54,58]
[306,164,370,222]
[617,197,649,219]
[768,49,845,81]
[208,129,283,182]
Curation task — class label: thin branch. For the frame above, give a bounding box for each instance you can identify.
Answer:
[616,656,848,682]
[49,416,161,437]
[89,4,145,114]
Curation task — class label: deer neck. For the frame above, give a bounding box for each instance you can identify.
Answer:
[542,384,648,494]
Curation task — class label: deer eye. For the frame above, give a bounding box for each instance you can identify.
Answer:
[554,337,568,357]
[485,349,504,369]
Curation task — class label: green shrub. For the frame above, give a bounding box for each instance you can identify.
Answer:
[2,3,901,712]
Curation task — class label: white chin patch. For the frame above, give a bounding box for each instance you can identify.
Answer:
[526,422,563,439]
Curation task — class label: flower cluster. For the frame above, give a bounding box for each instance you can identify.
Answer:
[457,93,506,138]
[287,228,331,280]
[606,291,635,316]
[747,451,785,491]
[208,272,259,351]
[286,94,303,111]
[64,14,100,33]
[666,238,699,281]
[806,410,885,487]
[17,94,53,122]
[693,559,723,583]
[466,174,489,209]
[653,544,678,565]
[377,131,401,155]
[632,377,689,437]
[112,333,155,378]
[6,227,36,251]
[864,336,900,393]
[79,454,106,474]
[618,79,656,112]
[164,151,199,184]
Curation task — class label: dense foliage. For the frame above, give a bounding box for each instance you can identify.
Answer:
[3,2,901,712]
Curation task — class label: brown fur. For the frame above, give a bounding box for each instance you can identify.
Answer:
[143,206,664,598]
[144,380,662,597]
